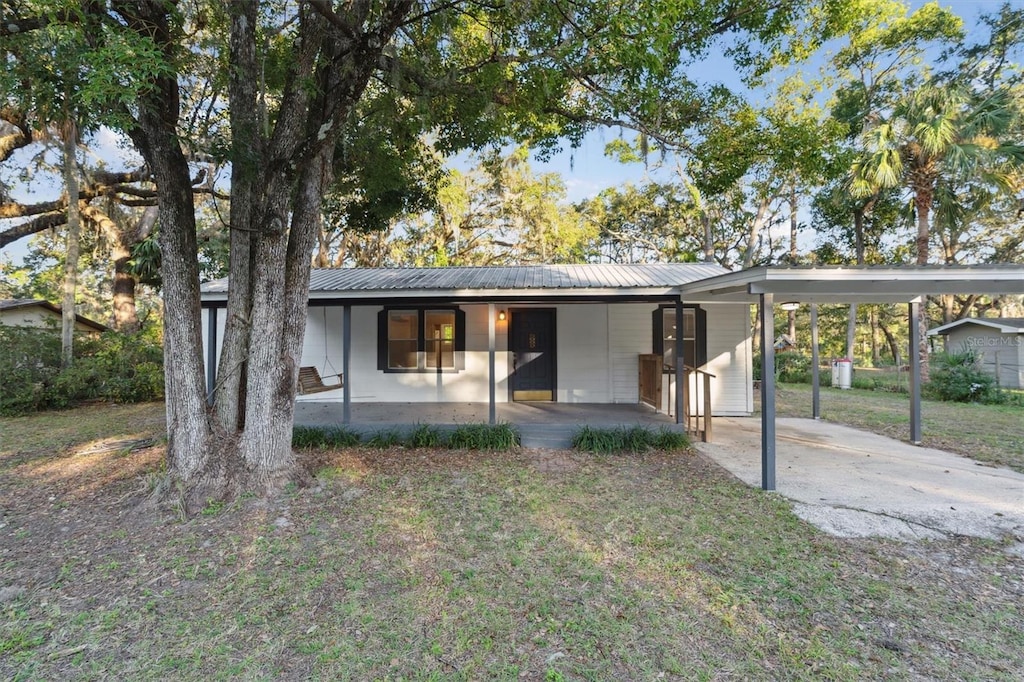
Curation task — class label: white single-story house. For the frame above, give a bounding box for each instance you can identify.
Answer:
[0,298,109,335]
[200,264,754,423]
[200,263,1024,491]
[928,317,1024,389]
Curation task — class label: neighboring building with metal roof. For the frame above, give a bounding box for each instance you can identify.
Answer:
[928,317,1024,389]
[0,299,109,334]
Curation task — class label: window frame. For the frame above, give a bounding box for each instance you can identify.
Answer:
[377,306,466,373]
[652,304,707,373]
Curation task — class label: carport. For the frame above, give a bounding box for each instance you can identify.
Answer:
[678,265,1024,491]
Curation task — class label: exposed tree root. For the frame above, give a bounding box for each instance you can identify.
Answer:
[150,436,311,517]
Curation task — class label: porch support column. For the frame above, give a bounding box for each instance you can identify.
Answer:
[674,298,684,425]
[488,303,496,425]
[759,293,776,491]
[342,305,351,425]
[810,303,820,420]
[908,299,922,445]
[205,306,217,405]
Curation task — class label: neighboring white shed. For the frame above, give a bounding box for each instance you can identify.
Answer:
[928,318,1024,389]
[0,299,109,335]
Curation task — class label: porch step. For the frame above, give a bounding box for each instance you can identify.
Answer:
[517,424,576,450]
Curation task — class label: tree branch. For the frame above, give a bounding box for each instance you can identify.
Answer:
[0,14,48,36]
[0,106,49,164]
[306,0,359,41]
[0,212,66,246]
[0,165,216,246]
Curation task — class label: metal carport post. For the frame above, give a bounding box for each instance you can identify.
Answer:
[759,293,776,491]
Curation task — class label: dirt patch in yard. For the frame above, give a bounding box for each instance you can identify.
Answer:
[2,404,1023,680]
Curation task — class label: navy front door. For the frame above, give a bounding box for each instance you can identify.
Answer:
[510,309,555,401]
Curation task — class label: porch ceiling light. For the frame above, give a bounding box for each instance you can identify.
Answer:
[779,301,800,311]
[498,310,507,321]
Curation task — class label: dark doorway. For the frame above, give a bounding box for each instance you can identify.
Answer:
[510,309,556,401]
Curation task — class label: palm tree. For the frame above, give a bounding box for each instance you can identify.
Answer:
[850,82,1024,377]
[852,83,1023,265]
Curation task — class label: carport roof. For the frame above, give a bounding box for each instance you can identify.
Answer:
[678,265,1024,304]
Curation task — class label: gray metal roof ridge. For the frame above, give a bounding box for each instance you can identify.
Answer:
[201,263,731,294]
[740,263,1024,270]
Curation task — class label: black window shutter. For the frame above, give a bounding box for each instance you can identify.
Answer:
[652,307,664,355]
[455,307,466,370]
[695,306,708,368]
[377,309,388,370]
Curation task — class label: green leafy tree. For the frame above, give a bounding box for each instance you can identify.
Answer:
[1,0,858,508]
[0,0,172,360]
[851,84,1023,266]
[578,182,702,264]
[367,148,596,267]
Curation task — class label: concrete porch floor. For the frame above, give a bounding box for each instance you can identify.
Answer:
[294,400,682,448]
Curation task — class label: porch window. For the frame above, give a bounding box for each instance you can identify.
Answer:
[424,310,455,369]
[653,305,707,371]
[378,307,465,372]
[387,310,419,369]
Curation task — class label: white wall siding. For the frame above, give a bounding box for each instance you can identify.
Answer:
[200,299,754,412]
[614,303,753,413]
[310,304,512,403]
[704,303,753,415]
[301,306,346,390]
[610,302,752,415]
[554,304,610,402]
[609,304,654,404]
[0,306,102,332]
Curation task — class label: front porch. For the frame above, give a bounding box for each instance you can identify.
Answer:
[294,401,683,449]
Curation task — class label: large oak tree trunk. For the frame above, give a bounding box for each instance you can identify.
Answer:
[121,0,411,511]
[60,121,80,368]
[123,1,214,502]
[84,204,157,334]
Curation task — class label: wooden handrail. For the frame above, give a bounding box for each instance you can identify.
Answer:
[680,365,714,442]
[638,357,715,442]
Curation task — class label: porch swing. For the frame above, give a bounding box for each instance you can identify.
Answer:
[297,308,344,395]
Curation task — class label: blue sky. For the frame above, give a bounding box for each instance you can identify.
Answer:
[529,0,1011,202]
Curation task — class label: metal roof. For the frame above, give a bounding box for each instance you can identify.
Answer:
[928,317,1024,336]
[201,263,731,299]
[678,265,1024,304]
[200,263,1023,304]
[0,298,110,331]
[0,298,45,310]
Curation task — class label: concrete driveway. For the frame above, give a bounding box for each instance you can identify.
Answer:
[696,417,1024,550]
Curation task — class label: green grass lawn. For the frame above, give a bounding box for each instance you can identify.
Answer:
[2,403,1023,680]
[769,383,1024,474]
